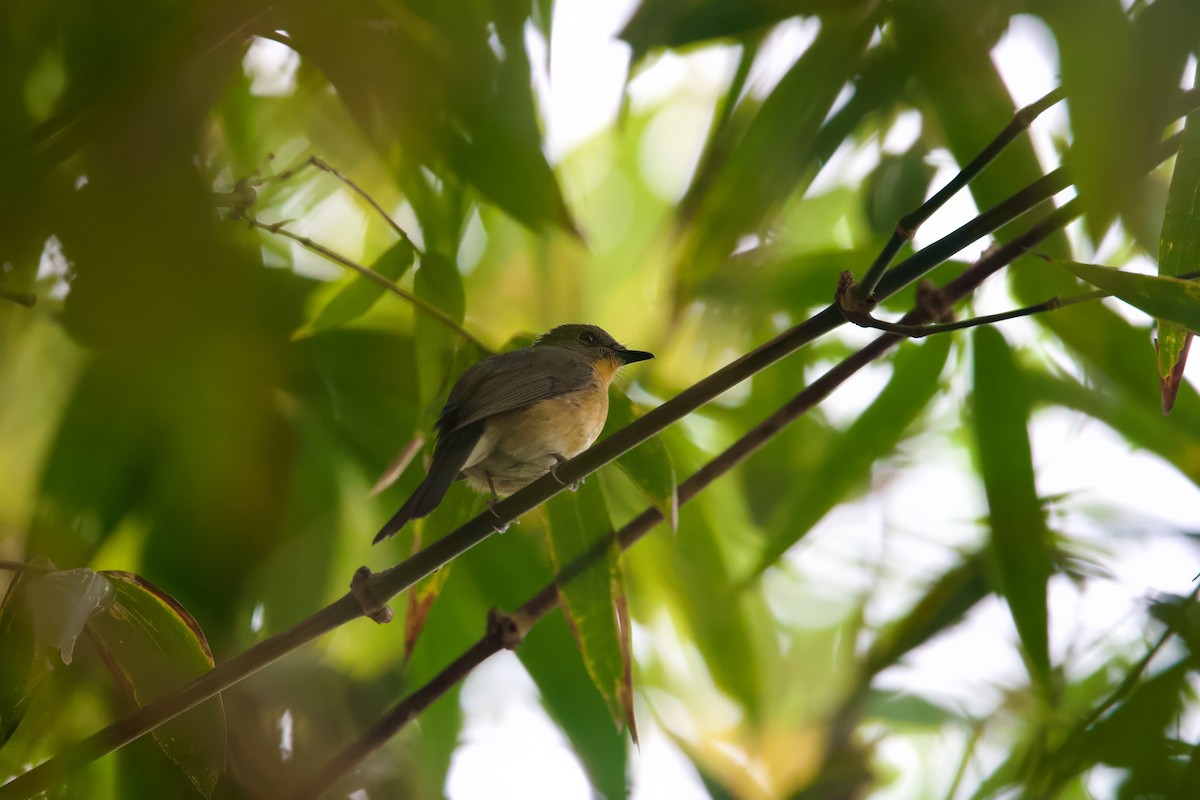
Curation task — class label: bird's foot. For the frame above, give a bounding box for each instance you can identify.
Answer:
[487,503,511,534]
[550,454,581,492]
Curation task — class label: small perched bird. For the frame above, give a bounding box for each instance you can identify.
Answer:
[374,324,653,543]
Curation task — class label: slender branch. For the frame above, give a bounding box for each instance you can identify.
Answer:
[843,266,1200,339]
[295,182,1086,797]
[841,288,1103,338]
[252,156,424,256]
[239,215,490,354]
[0,287,37,308]
[855,87,1066,300]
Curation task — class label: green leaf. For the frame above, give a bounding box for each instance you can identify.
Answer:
[24,568,113,665]
[1061,261,1200,334]
[862,689,960,728]
[674,15,873,290]
[753,335,951,575]
[864,141,936,240]
[414,253,467,418]
[1158,106,1200,408]
[863,553,988,680]
[970,327,1051,689]
[603,391,678,531]
[619,0,866,63]
[305,239,415,335]
[1039,0,1197,241]
[544,480,633,736]
[86,572,226,798]
[1080,659,1190,772]
[0,566,42,747]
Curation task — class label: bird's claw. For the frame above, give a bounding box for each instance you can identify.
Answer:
[550,455,581,492]
[487,503,511,534]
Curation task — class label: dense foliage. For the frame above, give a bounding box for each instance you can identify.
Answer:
[3,0,1200,798]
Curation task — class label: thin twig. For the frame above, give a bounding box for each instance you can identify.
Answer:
[254,156,424,256]
[855,87,1066,300]
[240,215,490,354]
[0,288,37,308]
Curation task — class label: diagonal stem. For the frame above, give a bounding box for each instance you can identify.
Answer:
[239,215,491,354]
[854,87,1066,300]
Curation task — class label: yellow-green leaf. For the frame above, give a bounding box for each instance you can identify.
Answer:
[306,239,415,335]
[86,572,226,798]
[1158,106,1200,411]
[544,480,634,738]
[1062,261,1200,334]
[971,328,1052,690]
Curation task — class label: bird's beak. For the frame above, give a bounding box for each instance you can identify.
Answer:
[617,348,654,365]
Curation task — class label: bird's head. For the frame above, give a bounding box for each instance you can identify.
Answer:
[534,324,654,379]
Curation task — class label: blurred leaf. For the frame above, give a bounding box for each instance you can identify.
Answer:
[753,335,951,575]
[24,567,113,665]
[0,566,42,747]
[401,483,484,659]
[545,480,632,735]
[519,614,629,800]
[1158,106,1200,411]
[863,553,988,679]
[864,141,936,239]
[971,327,1051,689]
[1061,261,1200,334]
[619,0,870,63]
[1079,659,1190,774]
[895,0,1069,254]
[604,391,678,531]
[674,16,873,292]
[1038,0,1197,241]
[414,253,467,418]
[862,689,961,727]
[1149,593,1200,659]
[305,239,415,335]
[86,572,226,798]
[280,0,573,233]
[28,360,154,567]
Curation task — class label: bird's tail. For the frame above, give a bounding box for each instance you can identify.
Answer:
[373,425,480,543]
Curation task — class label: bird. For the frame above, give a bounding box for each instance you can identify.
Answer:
[373,323,653,543]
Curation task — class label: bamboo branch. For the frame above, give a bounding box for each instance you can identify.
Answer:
[294,187,1085,799]
[854,87,1066,300]
[239,215,491,355]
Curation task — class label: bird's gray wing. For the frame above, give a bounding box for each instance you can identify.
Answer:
[437,346,594,434]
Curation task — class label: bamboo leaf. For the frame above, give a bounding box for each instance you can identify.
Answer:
[674,16,873,292]
[545,480,633,737]
[1061,261,1200,334]
[414,253,467,418]
[305,239,415,335]
[970,327,1051,689]
[86,572,226,798]
[753,335,951,575]
[604,391,678,531]
[0,567,42,748]
[1158,106,1200,411]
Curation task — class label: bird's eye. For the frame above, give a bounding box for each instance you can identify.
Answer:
[579,331,598,346]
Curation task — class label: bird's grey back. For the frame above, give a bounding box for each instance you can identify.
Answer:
[437,346,595,435]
